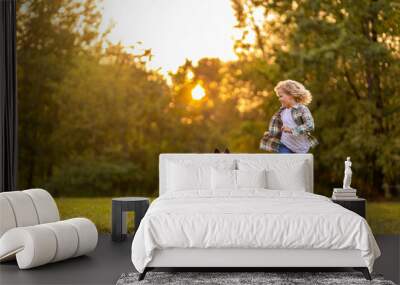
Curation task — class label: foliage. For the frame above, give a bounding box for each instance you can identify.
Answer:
[231,0,400,198]
[17,0,173,196]
[17,0,108,189]
[46,159,145,197]
[16,0,399,199]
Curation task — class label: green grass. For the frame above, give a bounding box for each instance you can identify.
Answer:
[56,197,114,233]
[55,198,400,234]
[367,202,400,235]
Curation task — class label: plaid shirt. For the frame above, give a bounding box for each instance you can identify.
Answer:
[260,104,318,153]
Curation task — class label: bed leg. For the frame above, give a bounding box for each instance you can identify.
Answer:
[354,267,371,280]
[138,268,148,281]
[361,268,372,280]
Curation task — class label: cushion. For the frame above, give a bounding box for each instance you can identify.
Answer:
[64,218,98,257]
[0,218,97,269]
[167,162,211,191]
[23,189,59,224]
[211,169,267,190]
[42,221,79,262]
[266,164,307,191]
[238,159,308,191]
[0,189,60,237]
[211,168,236,190]
[0,196,17,237]
[166,159,236,192]
[237,169,267,188]
[0,191,39,227]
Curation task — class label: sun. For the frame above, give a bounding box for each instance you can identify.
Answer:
[191,84,206,100]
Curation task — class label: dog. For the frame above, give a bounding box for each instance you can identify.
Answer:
[214,148,230,153]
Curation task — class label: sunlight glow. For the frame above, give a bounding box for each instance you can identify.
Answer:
[191,85,206,100]
[266,12,277,22]
[187,70,195,81]
[101,0,238,77]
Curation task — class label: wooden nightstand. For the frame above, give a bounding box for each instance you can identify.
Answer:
[331,198,366,218]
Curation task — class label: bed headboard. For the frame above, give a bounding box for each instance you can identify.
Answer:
[159,153,314,195]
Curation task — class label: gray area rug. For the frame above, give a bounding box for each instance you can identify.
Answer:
[116,271,396,285]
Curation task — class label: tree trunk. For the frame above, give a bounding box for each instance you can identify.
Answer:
[363,0,385,196]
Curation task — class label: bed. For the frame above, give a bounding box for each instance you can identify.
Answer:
[131,153,380,280]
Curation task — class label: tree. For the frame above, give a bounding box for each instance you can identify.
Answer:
[17,0,107,188]
[46,43,172,196]
[231,0,400,198]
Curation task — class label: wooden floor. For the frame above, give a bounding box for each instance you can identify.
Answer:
[0,234,399,285]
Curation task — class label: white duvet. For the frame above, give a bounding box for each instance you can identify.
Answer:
[131,190,380,273]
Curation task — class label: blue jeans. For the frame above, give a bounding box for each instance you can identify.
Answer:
[278,143,294,153]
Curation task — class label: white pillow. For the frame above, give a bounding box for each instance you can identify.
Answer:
[211,169,268,190]
[238,159,308,191]
[236,169,267,189]
[211,168,236,190]
[166,159,236,192]
[167,162,211,191]
[265,161,307,191]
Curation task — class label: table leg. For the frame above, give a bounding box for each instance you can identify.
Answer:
[122,211,127,235]
[112,202,124,242]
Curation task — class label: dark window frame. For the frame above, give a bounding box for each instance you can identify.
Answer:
[0,0,18,192]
